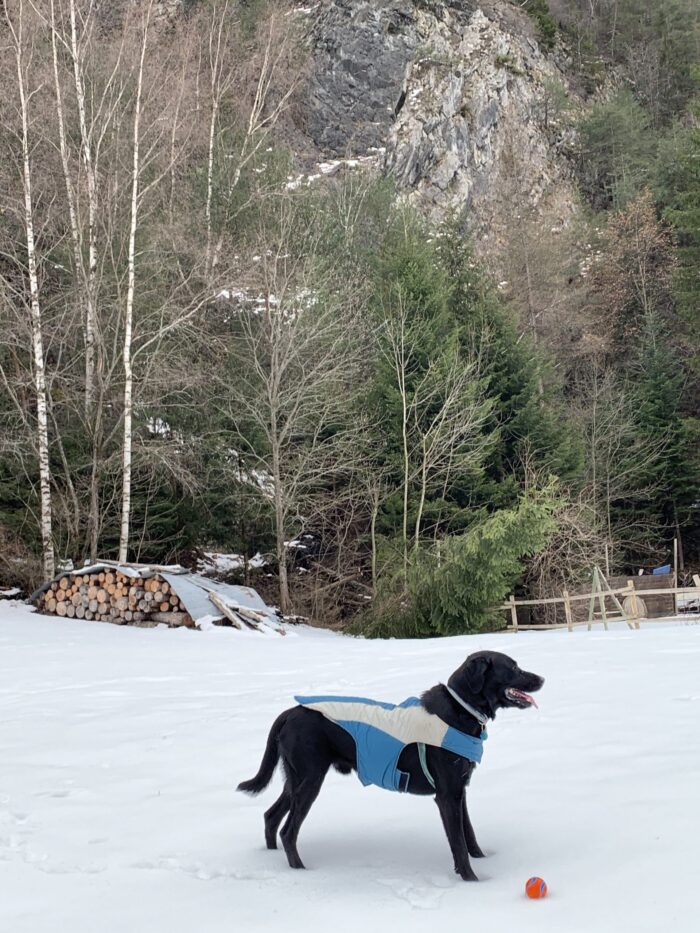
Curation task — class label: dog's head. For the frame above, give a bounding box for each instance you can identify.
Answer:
[448,650,544,718]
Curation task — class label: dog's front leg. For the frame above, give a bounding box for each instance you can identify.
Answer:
[462,793,485,858]
[435,792,478,881]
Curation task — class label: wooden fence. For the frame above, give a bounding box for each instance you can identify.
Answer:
[501,575,700,632]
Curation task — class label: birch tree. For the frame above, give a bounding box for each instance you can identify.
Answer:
[3,0,55,578]
[119,0,152,564]
[197,3,303,276]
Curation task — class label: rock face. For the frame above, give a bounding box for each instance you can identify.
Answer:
[304,0,581,240]
[306,0,425,154]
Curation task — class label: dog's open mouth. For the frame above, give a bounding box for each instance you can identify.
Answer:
[505,687,538,709]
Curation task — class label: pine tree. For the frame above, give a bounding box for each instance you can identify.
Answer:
[365,485,560,637]
[578,89,657,210]
[629,319,700,567]
[660,109,700,344]
[437,227,583,506]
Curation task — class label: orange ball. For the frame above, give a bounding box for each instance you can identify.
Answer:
[525,876,548,899]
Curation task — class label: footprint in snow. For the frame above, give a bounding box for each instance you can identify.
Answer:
[375,876,451,909]
[132,856,276,883]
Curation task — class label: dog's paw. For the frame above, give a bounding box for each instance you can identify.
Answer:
[456,865,478,882]
[468,845,486,858]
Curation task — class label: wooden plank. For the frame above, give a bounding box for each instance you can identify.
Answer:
[563,589,573,633]
[673,538,678,616]
[627,580,642,629]
[597,591,611,628]
[500,595,566,607]
[612,586,695,598]
[598,569,632,628]
[509,595,518,632]
[498,586,632,609]
[588,566,599,631]
[207,592,245,629]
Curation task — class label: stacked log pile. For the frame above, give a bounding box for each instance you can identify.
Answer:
[38,570,194,627]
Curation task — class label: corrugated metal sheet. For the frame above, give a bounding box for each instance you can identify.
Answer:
[159,572,280,626]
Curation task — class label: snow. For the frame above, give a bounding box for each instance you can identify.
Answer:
[197,551,268,575]
[1,601,698,933]
[286,152,382,190]
[146,417,171,436]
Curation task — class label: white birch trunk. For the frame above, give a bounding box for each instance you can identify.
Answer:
[398,320,410,581]
[50,0,82,284]
[69,0,99,417]
[9,3,56,579]
[205,94,219,276]
[119,9,150,563]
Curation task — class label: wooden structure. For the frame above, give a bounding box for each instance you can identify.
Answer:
[502,569,700,633]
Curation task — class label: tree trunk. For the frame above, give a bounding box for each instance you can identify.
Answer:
[119,8,150,563]
[10,4,55,579]
[398,323,410,582]
[205,95,219,276]
[271,442,290,615]
[69,0,99,419]
[414,440,429,549]
[369,481,382,593]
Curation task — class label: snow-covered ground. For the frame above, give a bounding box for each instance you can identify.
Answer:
[1,601,698,933]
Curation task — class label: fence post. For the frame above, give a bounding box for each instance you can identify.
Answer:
[509,595,518,632]
[563,589,573,633]
[587,566,599,631]
[598,585,608,631]
[673,538,678,616]
[627,580,640,629]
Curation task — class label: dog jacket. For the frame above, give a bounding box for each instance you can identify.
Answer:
[294,695,484,792]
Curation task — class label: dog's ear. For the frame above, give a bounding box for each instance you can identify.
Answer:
[463,655,490,695]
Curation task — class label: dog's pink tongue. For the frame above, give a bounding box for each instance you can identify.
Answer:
[513,689,538,709]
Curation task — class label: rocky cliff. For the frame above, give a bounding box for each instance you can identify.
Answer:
[301,0,582,242]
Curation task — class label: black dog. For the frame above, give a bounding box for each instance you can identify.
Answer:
[238,650,543,880]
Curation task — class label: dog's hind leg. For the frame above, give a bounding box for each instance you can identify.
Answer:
[461,794,485,858]
[280,773,326,870]
[264,784,291,850]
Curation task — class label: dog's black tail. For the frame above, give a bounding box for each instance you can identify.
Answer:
[237,709,290,795]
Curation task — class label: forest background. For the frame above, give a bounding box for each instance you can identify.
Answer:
[1,0,698,635]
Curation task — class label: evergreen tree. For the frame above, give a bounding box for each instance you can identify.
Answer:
[438,227,583,505]
[363,484,560,637]
[659,109,700,344]
[578,89,657,210]
[629,320,700,566]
